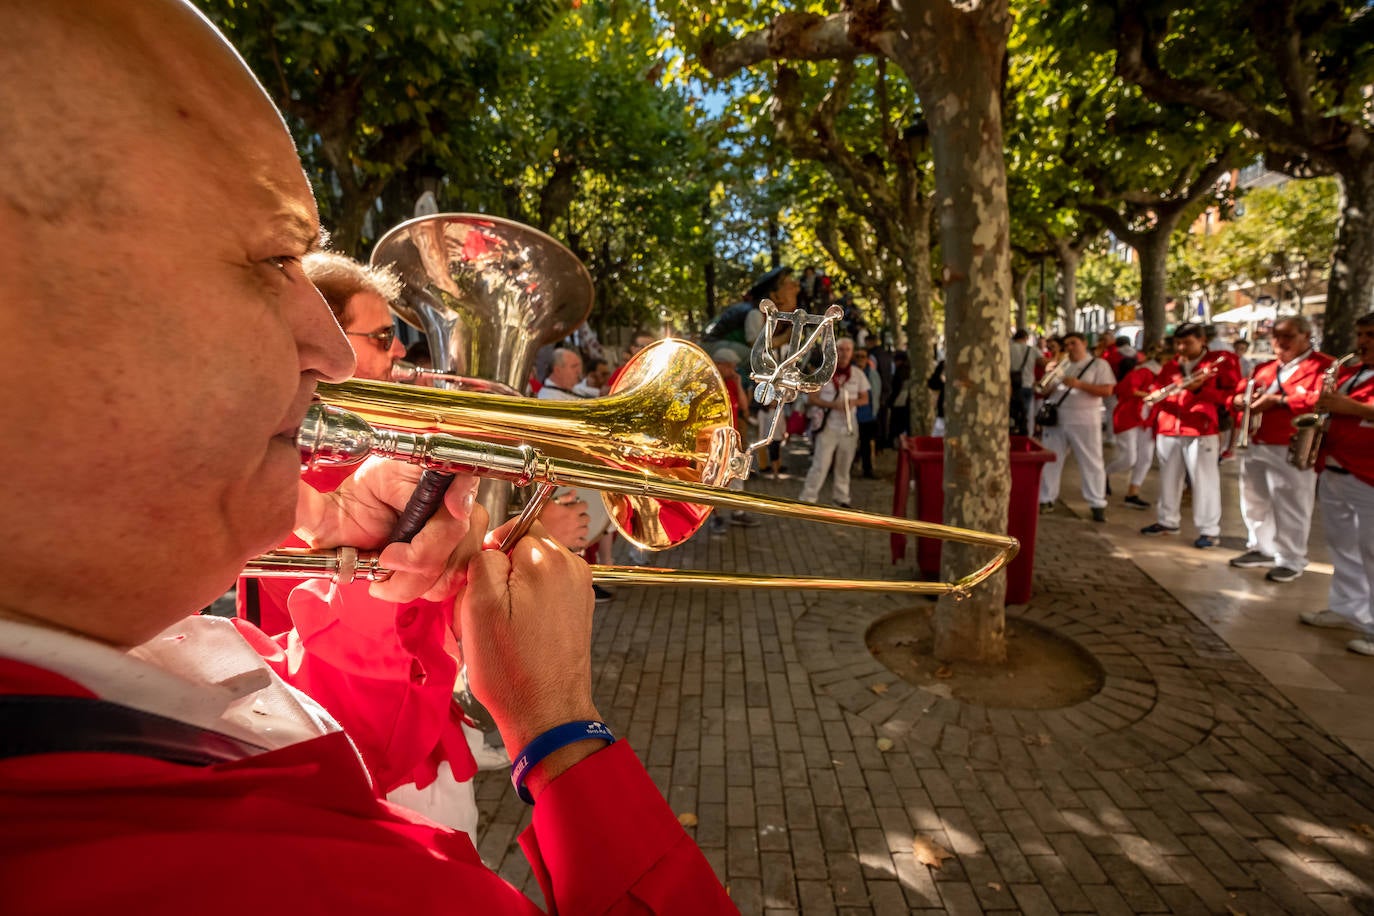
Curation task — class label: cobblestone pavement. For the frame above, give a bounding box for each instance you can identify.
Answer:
[475,448,1374,914]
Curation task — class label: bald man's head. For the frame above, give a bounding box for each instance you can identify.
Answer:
[0,1,354,645]
[0,1,292,227]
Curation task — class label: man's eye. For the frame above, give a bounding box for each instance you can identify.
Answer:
[265,255,300,274]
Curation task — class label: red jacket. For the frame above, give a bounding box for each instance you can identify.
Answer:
[1151,351,1241,437]
[236,464,471,796]
[1112,364,1156,434]
[1234,351,1333,447]
[1318,363,1374,488]
[0,658,735,916]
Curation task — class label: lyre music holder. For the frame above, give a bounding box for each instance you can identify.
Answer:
[739,301,844,477]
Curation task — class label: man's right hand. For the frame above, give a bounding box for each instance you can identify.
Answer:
[457,520,602,773]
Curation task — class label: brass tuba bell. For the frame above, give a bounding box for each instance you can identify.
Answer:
[370,213,595,523]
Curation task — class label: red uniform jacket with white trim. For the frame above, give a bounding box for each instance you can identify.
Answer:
[0,658,736,916]
[1112,364,1155,434]
[1151,351,1242,438]
[1234,351,1334,446]
[1318,363,1374,489]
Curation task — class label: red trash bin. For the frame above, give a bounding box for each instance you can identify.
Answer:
[890,435,1056,605]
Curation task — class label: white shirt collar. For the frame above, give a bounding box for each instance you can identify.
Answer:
[0,616,339,751]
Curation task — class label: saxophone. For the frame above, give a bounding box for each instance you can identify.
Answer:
[1287,354,1357,470]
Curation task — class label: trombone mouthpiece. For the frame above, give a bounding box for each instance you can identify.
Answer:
[297,403,376,471]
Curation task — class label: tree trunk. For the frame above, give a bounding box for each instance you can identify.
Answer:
[1326,158,1374,356]
[905,223,937,435]
[1137,227,1174,349]
[703,258,716,326]
[1011,263,1030,331]
[332,195,374,259]
[1036,259,1050,329]
[1055,243,1081,331]
[897,5,1012,665]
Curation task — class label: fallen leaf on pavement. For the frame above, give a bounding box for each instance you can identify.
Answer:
[1352,823,1374,839]
[912,836,955,869]
[677,812,698,828]
[876,737,895,752]
[987,882,1003,892]
[935,665,953,679]
[1225,906,1246,916]
[1296,833,1315,845]
[870,683,889,695]
[1023,733,1053,747]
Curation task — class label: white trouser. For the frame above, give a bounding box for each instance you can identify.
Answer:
[1155,434,1221,535]
[1103,396,1118,444]
[1318,471,1374,634]
[1038,420,1107,508]
[1238,443,1317,570]
[800,426,859,504]
[1105,426,1154,488]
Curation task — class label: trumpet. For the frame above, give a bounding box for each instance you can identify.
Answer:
[1142,364,1219,407]
[1034,359,1066,396]
[245,338,1019,597]
[1288,353,1357,470]
[1234,377,1259,450]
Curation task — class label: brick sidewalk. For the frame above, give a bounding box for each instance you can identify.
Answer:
[475,450,1374,914]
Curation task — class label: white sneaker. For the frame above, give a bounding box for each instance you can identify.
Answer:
[1348,638,1374,657]
[1299,610,1359,630]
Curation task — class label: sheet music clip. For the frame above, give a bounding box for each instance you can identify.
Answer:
[727,301,844,478]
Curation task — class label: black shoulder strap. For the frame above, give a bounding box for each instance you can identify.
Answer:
[0,695,268,766]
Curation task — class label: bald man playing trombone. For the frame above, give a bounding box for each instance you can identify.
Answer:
[0,2,732,913]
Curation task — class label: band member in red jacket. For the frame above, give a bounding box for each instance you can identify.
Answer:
[1228,317,1332,583]
[1303,313,1374,656]
[1140,324,1242,548]
[0,4,734,913]
[1105,345,1164,509]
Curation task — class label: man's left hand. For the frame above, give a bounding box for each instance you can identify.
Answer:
[295,458,487,603]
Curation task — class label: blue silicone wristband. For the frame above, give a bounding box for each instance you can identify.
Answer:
[511,720,616,804]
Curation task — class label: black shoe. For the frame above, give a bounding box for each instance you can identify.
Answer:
[1140,523,1179,536]
[593,585,614,603]
[1105,482,1112,496]
[731,511,760,528]
[1039,502,1055,515]
[1265,566,1302,583]
[835,501,853,509]
[1229,550,1275,568]
[1193,535,1218,549]
[1091,507,1106,523]
[1123,495,1150,510]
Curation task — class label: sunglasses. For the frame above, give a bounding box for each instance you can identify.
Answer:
[345,327,397,350]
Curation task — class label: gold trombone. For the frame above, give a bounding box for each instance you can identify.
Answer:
[245,338,1019,597]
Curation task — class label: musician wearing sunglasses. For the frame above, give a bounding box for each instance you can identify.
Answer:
[1305,313,1374,656]
[1140,323,1242,548]
[0,4,733,913]
[1227,316,1332,583]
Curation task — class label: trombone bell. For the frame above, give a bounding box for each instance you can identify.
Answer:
[316,338,736,550]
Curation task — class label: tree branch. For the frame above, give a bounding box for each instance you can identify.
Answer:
[1113,3,1331,166]
[700,6,897,79]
